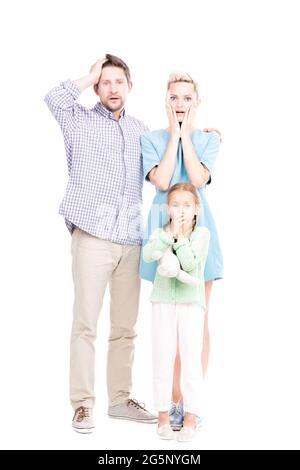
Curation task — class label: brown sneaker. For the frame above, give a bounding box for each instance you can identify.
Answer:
[108,399,157,423]
[72,406,95,433]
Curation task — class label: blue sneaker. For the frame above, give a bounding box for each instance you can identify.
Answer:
[169,402,184,431]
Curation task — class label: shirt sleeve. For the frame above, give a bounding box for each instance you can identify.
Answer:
[141,133,161,182]
[142,229,174,263]
[196,131,220,185]
[44,79,82,135]
[173,228,210,272]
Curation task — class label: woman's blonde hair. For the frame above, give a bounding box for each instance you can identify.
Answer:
[167,71,199,97]
[164,182,201,233]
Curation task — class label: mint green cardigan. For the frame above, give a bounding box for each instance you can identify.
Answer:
[142,224,210,307]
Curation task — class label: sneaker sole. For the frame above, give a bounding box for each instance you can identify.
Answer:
[72,427,95,434]
[176,436,194,442]
[108,415,157,424]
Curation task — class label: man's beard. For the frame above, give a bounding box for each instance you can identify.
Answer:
[104,98,124,113]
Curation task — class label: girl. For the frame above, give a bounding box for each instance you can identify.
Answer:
[142,183,210,442]
[140,72,223,430]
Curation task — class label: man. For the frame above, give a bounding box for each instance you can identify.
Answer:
[45,54,157,433]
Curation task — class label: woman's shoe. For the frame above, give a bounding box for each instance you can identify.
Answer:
[176,426,197,442]
[157,423,175,440]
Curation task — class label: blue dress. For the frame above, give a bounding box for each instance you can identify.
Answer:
[139,129,223,283]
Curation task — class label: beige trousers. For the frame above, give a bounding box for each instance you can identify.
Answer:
[70,228,141,410]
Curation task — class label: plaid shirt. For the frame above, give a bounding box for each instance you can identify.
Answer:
[45,79,148,245]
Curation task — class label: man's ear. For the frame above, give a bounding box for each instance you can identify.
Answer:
[127,80,133,93]
[93,83,99,96]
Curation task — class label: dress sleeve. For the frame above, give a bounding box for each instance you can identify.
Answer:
[196,131,220,185]
[141,133,161,182]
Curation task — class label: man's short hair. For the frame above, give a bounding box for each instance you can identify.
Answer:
[102,54,131,83]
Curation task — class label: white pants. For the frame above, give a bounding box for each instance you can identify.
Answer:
[151,302,205,416]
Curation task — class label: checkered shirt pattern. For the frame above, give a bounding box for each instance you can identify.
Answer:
[45,79,148,245]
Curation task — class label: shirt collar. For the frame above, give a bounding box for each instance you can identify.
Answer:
[94,102,126,120]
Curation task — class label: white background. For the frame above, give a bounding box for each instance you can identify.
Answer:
[1,0,300,450]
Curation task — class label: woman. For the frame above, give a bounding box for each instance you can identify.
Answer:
[140,72,223,430]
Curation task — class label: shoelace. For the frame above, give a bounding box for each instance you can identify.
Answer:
[127,398,146,410]
[74,406,90,422]
[170,402,183,415]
